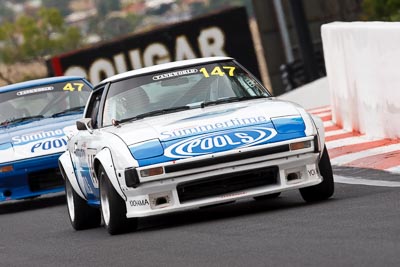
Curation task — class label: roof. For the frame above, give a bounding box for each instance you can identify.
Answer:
[0,76,89,93]
[99,57,233,85]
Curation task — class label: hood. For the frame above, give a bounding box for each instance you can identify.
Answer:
[110,99,304,144]
[108,99,311,166]
[0,115,80,164]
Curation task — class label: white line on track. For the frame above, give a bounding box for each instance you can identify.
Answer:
[325,129,349,137]
[314,111,332,118]
[334,175,400,187]
[330,143,400,165]
[323,121,334,128]
[325,135,370,149]
[308,106,331,114]
[385,166,400,175]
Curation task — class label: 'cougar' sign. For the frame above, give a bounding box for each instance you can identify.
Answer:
[46,7,260,84]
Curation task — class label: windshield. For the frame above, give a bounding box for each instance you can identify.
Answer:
[103,60,270,126]
[0,80,91,126]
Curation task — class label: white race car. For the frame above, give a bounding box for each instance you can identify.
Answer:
[59,57,334,235]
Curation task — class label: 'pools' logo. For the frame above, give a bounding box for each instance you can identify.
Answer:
[164,127,277,159]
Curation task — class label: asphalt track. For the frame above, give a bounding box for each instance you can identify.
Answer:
[1,167,399,267]
[2,79,399,266]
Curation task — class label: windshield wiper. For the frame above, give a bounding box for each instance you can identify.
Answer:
[5,115,44,125]
[201,95,269,108]
[115,106,191,125]
[136,106,191,119]
[51,106,85,117]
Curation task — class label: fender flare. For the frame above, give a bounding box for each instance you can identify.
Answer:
[94,148,126,200]
[311,114,326,153]
[58,151,85,200]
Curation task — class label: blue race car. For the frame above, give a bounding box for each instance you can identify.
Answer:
[0,76,92,201]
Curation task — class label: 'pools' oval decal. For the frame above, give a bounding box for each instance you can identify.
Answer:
[164,127,277,158]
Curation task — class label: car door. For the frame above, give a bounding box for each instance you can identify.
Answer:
[71,87,104,202]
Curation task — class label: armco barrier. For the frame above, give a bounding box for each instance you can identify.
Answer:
[321,22,400,139]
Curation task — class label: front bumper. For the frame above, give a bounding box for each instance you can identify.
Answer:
[0,153,64,201]
[118,137,322,218]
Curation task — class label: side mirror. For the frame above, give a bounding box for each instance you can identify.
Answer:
[76,118,93,133]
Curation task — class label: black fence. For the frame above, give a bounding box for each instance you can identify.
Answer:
[280,49,326,92]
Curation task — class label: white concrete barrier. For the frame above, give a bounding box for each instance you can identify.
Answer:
[321,22,400,139]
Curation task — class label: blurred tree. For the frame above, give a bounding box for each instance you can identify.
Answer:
[88,12,142,41]
[102,16,132,40]
[147,3,172,16]
[209,0,243,10]
[0,4,14,23]
[189,0,254,17]
[189,2,208,17]
[362,0,400,20]
[0,7,82,84]
[126,13,143,32]
[87,15,102,36]
[42,0,72,17]
[95,0,121,17]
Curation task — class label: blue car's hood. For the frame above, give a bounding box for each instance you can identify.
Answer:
[0,115,80,164]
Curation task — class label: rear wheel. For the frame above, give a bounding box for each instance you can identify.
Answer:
[254,192,281,201]
[65,178,101,230]
[300,145,334,202]
[99,166,137,235]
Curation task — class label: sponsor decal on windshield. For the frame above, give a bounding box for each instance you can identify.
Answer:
[16,86,54,96]
[152,69,198,81]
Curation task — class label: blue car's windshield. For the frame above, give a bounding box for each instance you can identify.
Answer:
[0,80,91,126]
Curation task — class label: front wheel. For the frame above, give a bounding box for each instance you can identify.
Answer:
[300,145,334,202]
[99,166,137,235]
[65,178,101,230]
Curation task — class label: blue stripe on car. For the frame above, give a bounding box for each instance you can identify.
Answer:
[129,116,306,167]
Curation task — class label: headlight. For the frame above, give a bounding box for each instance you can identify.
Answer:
[140,166,164,177]
[0,165,14,173]
[289,140,312,151]
[0,142,14,166]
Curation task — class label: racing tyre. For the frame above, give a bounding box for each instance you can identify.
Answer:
[253,192,281,201]
[65,178,101,230]
[300,145,334,202]
[99,166,137,235]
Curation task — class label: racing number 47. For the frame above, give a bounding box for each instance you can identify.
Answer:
[63,82,84,92]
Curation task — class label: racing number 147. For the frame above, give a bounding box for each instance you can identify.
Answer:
[200,66,236,78]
